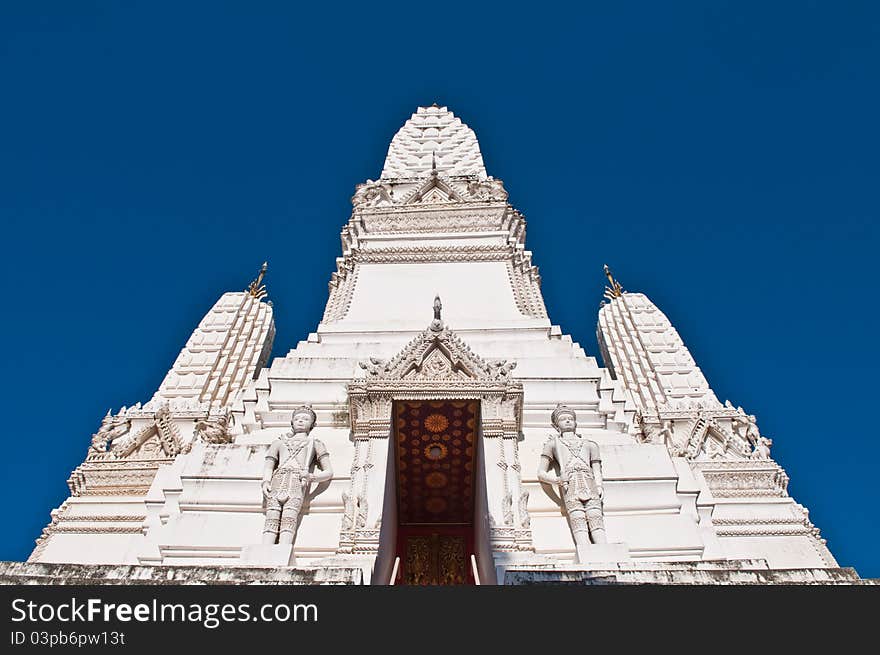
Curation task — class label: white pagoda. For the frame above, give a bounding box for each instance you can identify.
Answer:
[3,105,866,585]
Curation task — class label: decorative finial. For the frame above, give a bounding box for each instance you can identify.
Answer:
[603,264,623,301]
[430,294,443,331]
[247,261,269,299]
[431,101,439,108]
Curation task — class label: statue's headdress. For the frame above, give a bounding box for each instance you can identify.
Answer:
[551,404,577,430]
[291,404,317,431]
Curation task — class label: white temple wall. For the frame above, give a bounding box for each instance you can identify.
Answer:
[33,497,147,564]
[291,328,576,356]
[38,534,141,564]
[334,261,532,329]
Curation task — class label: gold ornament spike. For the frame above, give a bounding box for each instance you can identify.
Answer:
[247,261,269,299]
[603,264,624,301]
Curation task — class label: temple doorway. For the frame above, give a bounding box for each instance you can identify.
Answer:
[392,399,479,585]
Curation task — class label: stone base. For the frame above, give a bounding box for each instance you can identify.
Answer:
[499,559,874,585]
[239,544,296,566]
[0,561,363,585]
[493,551,559,567]
[575,542,630,564]
[310,555,377,584]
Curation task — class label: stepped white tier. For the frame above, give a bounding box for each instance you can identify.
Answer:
[20,105,852,585]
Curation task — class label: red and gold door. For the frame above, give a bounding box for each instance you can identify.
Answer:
[393,400,479,586]
[397,526,474,585]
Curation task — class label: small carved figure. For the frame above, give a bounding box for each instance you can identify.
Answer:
[359,357,388,377]
[501,492,514,526]
[88,412,131,458]
[750,435,773,460]
[261,406,333,545]
[355,493,368,529]
[658,420,674,447]
[744,415,761,446]
[341,488,369,530]
[537,405,608,549]
[352,180,391,207]
[629,411,644,440]
[181,413,234,453]
[341,492,356,531]
[658,420,690,456]
[487,359,517,379]
[466,178,508,202]
[194,413,234,445]
[732,406,762,447]
[519,489,531,529]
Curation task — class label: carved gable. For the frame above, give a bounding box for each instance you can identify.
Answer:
[418,186,450,204]
[115,424,159,458]
[359,322,515,383]
[687,415,751,460]
[402,174,466,205]
[404,346,465,380]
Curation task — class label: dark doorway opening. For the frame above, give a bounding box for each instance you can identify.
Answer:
[392,399,479,585]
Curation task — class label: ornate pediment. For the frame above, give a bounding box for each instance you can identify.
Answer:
[685,414,752,461]
[401,173,467,205]
[67,404,192,497]
[352,174,508,209]
[358,314,516,383]
[88,405,184,461]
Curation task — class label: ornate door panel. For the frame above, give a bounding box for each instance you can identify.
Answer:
[402,532,469,585]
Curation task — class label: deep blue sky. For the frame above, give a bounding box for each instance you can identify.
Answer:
[1,2,878,577]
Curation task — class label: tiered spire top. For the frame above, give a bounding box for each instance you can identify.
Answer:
[381,105,487,179]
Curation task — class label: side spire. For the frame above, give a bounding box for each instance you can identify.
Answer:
[247,262,269,299]
[603,264,623,301]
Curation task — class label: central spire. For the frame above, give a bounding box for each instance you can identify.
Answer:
[381,105,487,179]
